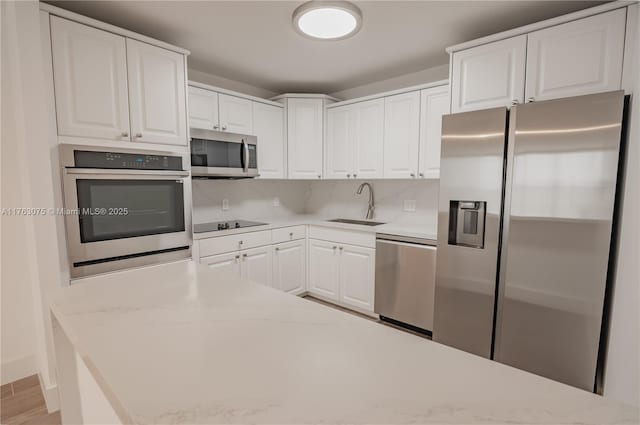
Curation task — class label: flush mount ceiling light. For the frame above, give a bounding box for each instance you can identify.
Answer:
[293,1,362,40]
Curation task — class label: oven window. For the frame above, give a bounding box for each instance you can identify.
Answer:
[191,139,242,168]
[76,180,185,243]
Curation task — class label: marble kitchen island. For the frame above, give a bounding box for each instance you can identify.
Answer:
[51,260,638,424]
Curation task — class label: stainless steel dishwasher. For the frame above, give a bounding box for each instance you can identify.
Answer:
[374,234,437,334]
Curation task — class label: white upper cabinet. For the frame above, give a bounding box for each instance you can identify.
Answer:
[50,16,130,141]
[273,240,306,295]
[287,98,324,179]
[353,99,384,179]
[126,39,187,146]
[525,9,626,102]
[326,99,384,179]
[188,86,219,130]
[253,102,285,179]
[451,35,527,113]
[338,244,375,312]
[325,105,356,179]
[383,91,420,179]
[418,85,449,179]
[219,94,253,134]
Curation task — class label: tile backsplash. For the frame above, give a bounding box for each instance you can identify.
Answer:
[192,179,439,229]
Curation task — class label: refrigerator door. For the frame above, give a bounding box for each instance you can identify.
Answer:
[433,108,508,358]
[494,91,625,391]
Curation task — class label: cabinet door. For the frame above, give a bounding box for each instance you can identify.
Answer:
[201,252,241,277]
[383,91,420,179]
[253,102,285,179]
[418,85,449,179]
[241,246,272,287]
[273,240,306,295]
[525,9,626,102]
[451,35,526,113]
[188,86,219,130]
[354,99,384,179]
[287,98,324,179]
[325,105,356,179]
[50,16,130,141]
[307,239,339,301]
[126,39,187,146]
[219,94,253,134]
[338,244,375,311]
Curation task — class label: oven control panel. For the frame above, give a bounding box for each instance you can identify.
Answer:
[73,150,184,171]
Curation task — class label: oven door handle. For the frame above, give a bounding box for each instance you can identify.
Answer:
[64,168,190,177]
[241,139,249,173]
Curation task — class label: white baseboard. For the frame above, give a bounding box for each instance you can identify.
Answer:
[1,354,37,385]
[39,375,60,413]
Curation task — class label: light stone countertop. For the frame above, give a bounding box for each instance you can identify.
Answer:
[192,214,438,241]
[54,260,638,425]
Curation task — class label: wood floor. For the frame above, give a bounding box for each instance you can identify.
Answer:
[1,375,60,425]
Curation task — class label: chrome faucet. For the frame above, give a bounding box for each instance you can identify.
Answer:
[356,182,375,220]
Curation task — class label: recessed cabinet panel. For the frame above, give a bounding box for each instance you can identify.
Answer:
[253,102,285,179]
[201,252,241,277]
[339,244,375,311]
[325,105,356,179]
[451,35,526,113]
[126,39,187,146]
[241,246,272,287]
[354,99,384,179]
[219,94,253,134]
[287,98,324,179]
[189,86,219,130]
[383,91,420,179]
[419,85,450,179]
[308,239,339,300]
[273,241,306,295]
[525,9,626,102]
[50,16,130,141]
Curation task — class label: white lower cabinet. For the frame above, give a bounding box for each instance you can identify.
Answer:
[240,246,272,287]
[308,239,340,301]
[272,240,306,295]
[338,244,375,311]
[201,252,242,277]
[308,237,375,312]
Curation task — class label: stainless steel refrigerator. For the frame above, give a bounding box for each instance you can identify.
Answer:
[433,90,627,393]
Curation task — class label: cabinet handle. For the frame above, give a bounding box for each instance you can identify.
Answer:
[135,133,142,138]
[242,253,247,258]
[347,174,351,178]
[410,173,415,178]
[222,125,228,130]
[213,125,219,130]
[527,97,535,102]
[317,175,322,179]
[239,241,243,245]
[289,232,294,237]
[353,174,357,178]
[339,246,343,251]
[275,247,280,252]
[235,255,240,260]
[511,99,519,106]
[120,131,129,137]
[332,246,337,250]
[419,173,424,178]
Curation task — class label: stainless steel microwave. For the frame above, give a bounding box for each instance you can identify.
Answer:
[190,128,258,178]
[60,145,192,278]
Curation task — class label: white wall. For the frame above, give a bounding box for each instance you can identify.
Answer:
[603,3,640,408]
[0,0,63,411]
[329,64,449,100]
[188,69,278,99]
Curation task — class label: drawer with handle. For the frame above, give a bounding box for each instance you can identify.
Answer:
[198,230,272,257]
[272,225,307,244]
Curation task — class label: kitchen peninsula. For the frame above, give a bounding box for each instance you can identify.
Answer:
[51,260,638,425]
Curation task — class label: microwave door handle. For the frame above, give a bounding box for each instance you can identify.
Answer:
[242,139,249,173]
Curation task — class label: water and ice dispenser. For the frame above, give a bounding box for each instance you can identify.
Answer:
[448,201,486,249]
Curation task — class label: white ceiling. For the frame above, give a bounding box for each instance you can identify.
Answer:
[47,1,607,93]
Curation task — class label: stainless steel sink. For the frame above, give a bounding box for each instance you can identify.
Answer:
[327,218,385,226]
